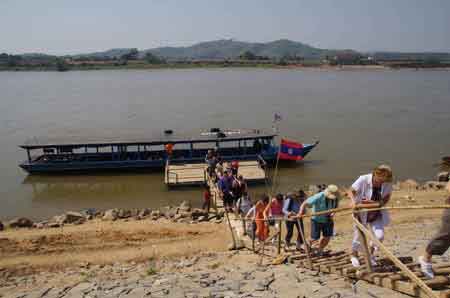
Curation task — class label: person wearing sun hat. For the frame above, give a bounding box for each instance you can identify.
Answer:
[348,164,393,267]
[299,184,340,255]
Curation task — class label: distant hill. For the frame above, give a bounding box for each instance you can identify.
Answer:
[143,39,348,60]
[71,40,355,61]
[71,48,138,60]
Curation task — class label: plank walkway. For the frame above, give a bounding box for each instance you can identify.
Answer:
[165,160,267,187]
[233,231,450,298]
[286,250,450,298]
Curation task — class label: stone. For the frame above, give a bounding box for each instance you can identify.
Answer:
[400,179,419,190]
[138,208,151,219]
[437,171,449,182]
[425,181,447,190]
[7,217,33,228]
[34,221,48,229]
[117,209,132,219]
[191,208,209,219]
[103,209,119,221]
[151,210,161,220]
[197,215,208,222]
[80,208,98,220]
[166,207,179,218]
[51,215,66,225]
[48,222,62,228]
[179,200,191,212]
[63,211,86,224]
[0,220,4,231]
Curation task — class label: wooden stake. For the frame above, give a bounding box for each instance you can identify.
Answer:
[355,218,373,273]
[297,218,313,269]
[224,208,237,249]
[353,215,439,298]
[277,219,282,255]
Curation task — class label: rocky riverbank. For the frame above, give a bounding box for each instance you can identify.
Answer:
[1,178,449,232]
[1,179,449,298]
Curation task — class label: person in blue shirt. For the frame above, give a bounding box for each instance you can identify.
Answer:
[282,190,306,251]
[218,170,234,212]
[299,184,340,255]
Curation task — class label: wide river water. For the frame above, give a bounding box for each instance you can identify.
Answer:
[0,69,449,220]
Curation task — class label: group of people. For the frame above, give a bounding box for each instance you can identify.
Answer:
[203,148,245,213]
[206,161,450,278]
[237,184,340,256]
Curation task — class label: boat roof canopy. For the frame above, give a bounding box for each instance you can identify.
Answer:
[20,129,277,149]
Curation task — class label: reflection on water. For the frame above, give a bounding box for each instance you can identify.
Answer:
[23,173,205,219]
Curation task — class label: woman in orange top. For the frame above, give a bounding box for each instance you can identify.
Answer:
[165,143,174,157]
[254,194,270,241]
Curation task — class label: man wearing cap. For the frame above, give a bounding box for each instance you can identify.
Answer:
[299,184,340,255]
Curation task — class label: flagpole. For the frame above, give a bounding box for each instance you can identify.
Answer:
[271,137,282,196]
[271,112,282,195]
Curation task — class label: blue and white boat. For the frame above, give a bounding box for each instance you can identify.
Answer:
[19,129,318,174]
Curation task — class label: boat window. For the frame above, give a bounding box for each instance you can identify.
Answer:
[192,142,216,150]
[97,146,112,153]
[218,140,239,148]
[72,147,86,154]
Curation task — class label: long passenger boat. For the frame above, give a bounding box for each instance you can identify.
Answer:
[19,129,318,174]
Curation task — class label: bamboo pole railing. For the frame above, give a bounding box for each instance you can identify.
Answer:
[353,214,440,298]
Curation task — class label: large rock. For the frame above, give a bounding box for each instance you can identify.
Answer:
[400,179,419,190]
[64,211,86,224]
[117,209,132,219]
[437,172,450,182]
[8,217,33,228]
[0,220,3,231]
[165,207,179,218]
[102,209,119,221]
[191,208,209,220]
[151,210,161,220]
[81,208,98,218]
[179,200,191,212]
[138,208,151,219]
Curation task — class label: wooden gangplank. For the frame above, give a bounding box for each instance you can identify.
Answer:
[165,160,267,187]
[165,163,207,186]
[287,250,450,298]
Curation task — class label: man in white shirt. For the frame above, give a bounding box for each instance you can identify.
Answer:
[348,164,393,267]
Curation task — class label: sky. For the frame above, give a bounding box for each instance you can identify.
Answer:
[0,0,449,55]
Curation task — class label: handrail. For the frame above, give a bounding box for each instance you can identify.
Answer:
[353,215,439,298]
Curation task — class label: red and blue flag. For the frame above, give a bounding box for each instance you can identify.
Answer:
[278,138,304,161]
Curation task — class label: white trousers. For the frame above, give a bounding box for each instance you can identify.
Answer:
[352,216,385,252]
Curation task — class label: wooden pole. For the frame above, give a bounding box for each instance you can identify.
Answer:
[353,215,439,298]
[270,139,282,195]
[297,218,313,269]
[354,216,373,273]
[252,220,255,252]
[277,219,282,255]
[224,207,237,249]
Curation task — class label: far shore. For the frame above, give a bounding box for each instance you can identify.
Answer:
[1,63,450,72]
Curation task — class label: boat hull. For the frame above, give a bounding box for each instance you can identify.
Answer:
[20,154,278,174]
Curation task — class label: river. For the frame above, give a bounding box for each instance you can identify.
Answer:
[0,68,449,220]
